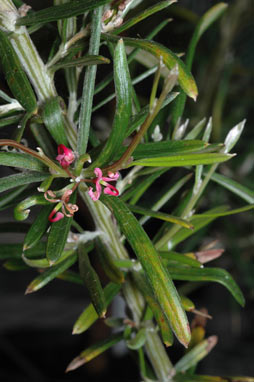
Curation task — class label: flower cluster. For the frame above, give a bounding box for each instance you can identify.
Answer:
[88,167,119,201]
[46,145,120,222]
[45,189,78,222]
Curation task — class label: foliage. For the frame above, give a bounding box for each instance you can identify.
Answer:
[0,0,253,380]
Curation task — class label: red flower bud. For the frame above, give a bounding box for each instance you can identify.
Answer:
[56,144,75,168]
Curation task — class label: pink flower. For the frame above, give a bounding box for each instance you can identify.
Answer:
[56,144,75,168]
[88,167,119,201]
[48,208,64,222]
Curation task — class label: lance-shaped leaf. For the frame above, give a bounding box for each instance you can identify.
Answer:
[130,153,234,168]
[66,333,124,372]
[167,265,245,307]
[174,336,218,372]
[23,205,53,250]
[52,55,110,72]
[101,195,191,347]
[25,253,77,294]
[77,6,104,156]
[0,152,47,172]
[102,34,198,100]
[133,270,174,347]
[93,39,132,168]
[0,242,46,260]
[42,96,68,145]
[17,0,112,25]
[159,251,202,268]
[73,282,121,334]
[0,172,48,193]
[46,192,76,264]
[209,172,254,204]
[0,29,37,113]
[115,140,208,161]
[78,243,106,318]
[171,3,228,125]
[128,204,193,229]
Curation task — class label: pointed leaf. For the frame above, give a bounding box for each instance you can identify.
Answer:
[0,29,37,113]
[167,265,245,307]
[0,172,48,193]
[78,243,106,318]
[52,55,110,71]
[17,0,112,25]
[102,34,198,100]
[25,253,77,294]
[42,96,68,145]
[209,172,254,204]
[66,333,123,372]
[174,336,218,372]
[93,39,132,167]
[101,195,191,347]
[0,152,47,171]
[130,153,234,167]
[73,282,121,334]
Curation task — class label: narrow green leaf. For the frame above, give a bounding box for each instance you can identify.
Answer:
[164,206,229,250]
[174,336,218,372]
[78,243,106,318]
[66,333,123,372]
[115,140,208,162]
[0,242,46,260]
[25,253,77,294]
[46,192,76,264]
[46,213,73,264]
[73,282,121,334]
[93,39,132,167]
[77,6,103,156]
[17,0,112,25]
[140,173,192,226]
[133,270,174,347]
[52,55,110,71]
[209,172,254,204]
[171,4,228,125]
[167,265,245,307]
[127,328,147,350]
[101,195,191,347]
[128,204,193,229]
[102,34,198,100]
[193,205,254,218]
[0,29,37,113]
[159,251,202,268]
[130,153,234,167]
[0,152,47,172]
[0,172,48,193]
[14,194,50,221]
[23,205,53,250]
[42,96,68,145]
[112,0,176,35]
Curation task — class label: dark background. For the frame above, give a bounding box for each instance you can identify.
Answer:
[0,0,253,381]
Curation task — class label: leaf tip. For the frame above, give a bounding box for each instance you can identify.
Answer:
[65,356,85,373]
